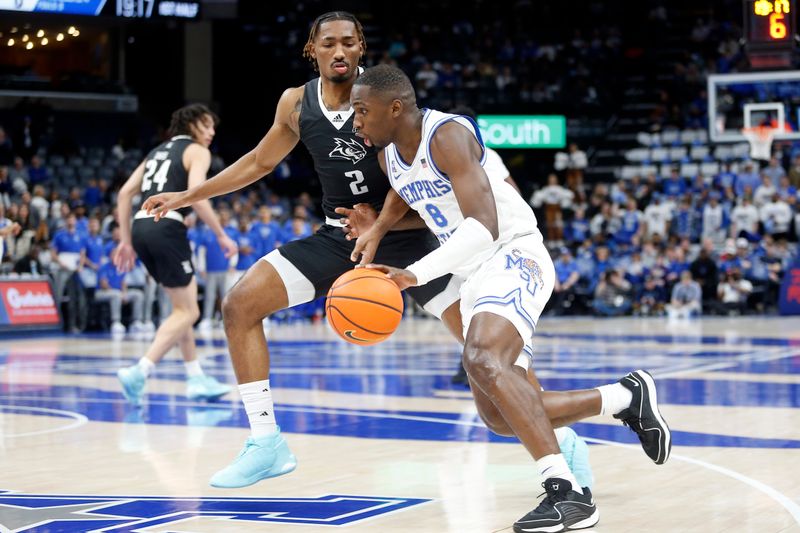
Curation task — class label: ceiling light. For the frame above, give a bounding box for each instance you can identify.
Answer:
[72,30,80,37]
[36,30,44,38]
[7,38,14,46]
[26,42,33,50]
[22,34,29,42]
[68,26,76,35]
[56,33,64,41]
[41,37,48,45]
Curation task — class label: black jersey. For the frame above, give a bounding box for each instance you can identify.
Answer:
[138,135,194,217]
[299,77,389,220]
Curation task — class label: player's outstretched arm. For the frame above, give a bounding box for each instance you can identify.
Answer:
[113,160,146,272]
[143,87,304,218]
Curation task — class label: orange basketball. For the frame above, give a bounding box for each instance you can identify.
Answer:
[326,268,404,345]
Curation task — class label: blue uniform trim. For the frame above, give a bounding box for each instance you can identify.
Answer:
[425,114,487,182]
[473,288,536,333]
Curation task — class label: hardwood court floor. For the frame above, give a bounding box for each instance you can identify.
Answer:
[1,316,799,532]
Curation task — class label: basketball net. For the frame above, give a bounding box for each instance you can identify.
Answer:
[741,126,775,161]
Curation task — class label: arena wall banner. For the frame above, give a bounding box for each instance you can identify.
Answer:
[778,258,800,315]
[0,277,61,331]
[477,115,566,149]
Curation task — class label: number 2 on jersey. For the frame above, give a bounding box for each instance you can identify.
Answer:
[425,203,448,227]
[345,170,369,195]
[142,159,171,192]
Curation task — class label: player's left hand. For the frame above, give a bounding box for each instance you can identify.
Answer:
[112,241,137,273]
[359,263,417,290]
[218,234,239,259]
[334,203,377,240]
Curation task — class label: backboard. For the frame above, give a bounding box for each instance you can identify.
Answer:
[707,70,800,142]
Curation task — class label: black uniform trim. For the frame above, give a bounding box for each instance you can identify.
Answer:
[278,224,451,307]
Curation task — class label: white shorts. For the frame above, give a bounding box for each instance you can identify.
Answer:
[459,233,555,363]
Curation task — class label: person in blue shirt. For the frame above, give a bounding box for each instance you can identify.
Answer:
[614,198,644,247]
[51,211,88,333]
[282,215,314,243]
[80,217,106,290]
[251,205,281,255]
[94,261,145,334]
[671,197,695,240]
[233,214,262,274]
[552,247,581,314]
[713,163,737,191]
[565,207,590,246]
[662,169,687,198]
[735,161,761,198]
[198,209,238,331]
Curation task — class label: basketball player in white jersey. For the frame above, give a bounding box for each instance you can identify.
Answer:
[348,65,671,533]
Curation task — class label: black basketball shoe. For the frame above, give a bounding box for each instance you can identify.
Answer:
[513,478,599,532]
[614,370,672,465]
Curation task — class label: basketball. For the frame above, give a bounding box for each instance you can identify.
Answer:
[326,268,404,345]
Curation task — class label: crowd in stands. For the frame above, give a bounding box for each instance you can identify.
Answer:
[0,132,327,333]
[537,147,799,317]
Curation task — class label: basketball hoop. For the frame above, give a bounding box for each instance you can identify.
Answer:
[741,126,775,162]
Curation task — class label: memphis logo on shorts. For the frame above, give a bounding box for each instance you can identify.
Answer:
[0,491,430,531]
[505,249,544,297]
[329,138,367,164]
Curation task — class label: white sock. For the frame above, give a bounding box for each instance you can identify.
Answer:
[554,426,569,444]
[137,357,155,377]
[597,383,633,416]
[184,359,204,378]
[537,453,583,494]
[239,380,278,438]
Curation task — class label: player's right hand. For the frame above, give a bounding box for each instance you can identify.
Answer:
[350,227,383,265]
[142,192,189,222]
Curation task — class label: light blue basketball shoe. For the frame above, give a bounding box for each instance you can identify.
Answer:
[210,427,297,488]
[117,364,146,406]
[187,375,231,402]
[558,426,594,489]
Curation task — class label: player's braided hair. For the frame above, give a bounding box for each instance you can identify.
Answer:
[302,11,366,72]
[168,104,219,137]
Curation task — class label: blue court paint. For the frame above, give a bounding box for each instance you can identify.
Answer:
[3,389,799,449]
[0,492,430,531]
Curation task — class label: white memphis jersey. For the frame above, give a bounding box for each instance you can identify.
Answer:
[384,109,541,277]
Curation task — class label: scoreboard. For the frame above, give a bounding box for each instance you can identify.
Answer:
[0,0,201,19]
[744,0,797,66]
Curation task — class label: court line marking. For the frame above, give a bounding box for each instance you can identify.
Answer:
[1,398,797,525]
[0,406,88,438]
[581,436,800,526]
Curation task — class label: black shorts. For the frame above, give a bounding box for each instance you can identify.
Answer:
[278,224,451,307]
[132,217,194,288]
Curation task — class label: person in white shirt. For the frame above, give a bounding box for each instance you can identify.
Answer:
[753,174,777,207]
[730,197,760,238]
[760,194,793,239]
[717,268,753,315]
[530,173,574,242]
[643,193,672,239]
[701,194,725,246]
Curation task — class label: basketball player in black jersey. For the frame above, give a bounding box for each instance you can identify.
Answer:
[113,104,237,406]
[143,12,462,488]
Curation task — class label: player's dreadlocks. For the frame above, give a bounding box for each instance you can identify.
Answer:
[302,11,366,72]
[168,104,219,137]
